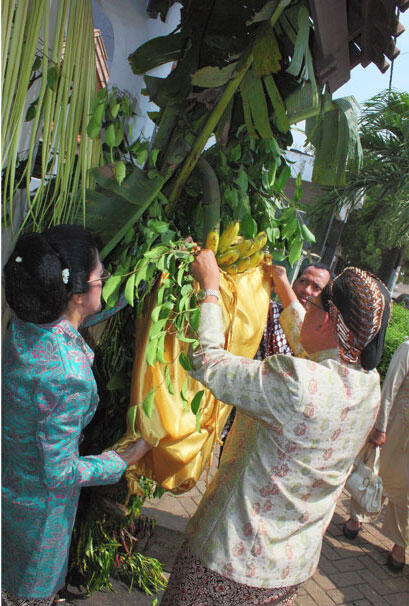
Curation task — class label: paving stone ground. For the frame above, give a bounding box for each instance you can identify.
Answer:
[66,450,408,606]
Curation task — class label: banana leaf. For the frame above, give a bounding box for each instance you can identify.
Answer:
[264,74,289,133]
[144,65,192,108]
[128,33,185,74]
[85,190,137,244]
[286,5,310,77]
[335,97,363,173]
[112,166,166,206]
[253,24,281,77]
[90,165,117,190]
[247,0,281,25]
[306,96,362,186]
[240,67,274,139]
[307,109,339,185]
[239,75,258,138]
[191,62,238,88]
[85,166,169,254]
[285,81,323,124]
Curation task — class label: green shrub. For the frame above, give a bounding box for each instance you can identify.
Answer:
[377,303,409,381]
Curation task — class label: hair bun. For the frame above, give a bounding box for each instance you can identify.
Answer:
[4,232,68,323]
[5,225,97,324]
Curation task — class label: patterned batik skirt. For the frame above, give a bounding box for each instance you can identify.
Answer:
[160,540,300,606]
[1,590,54,606]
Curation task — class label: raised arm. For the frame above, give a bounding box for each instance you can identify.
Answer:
[264,263,297,308]
[189,251,299,426]
[263,263,307,357]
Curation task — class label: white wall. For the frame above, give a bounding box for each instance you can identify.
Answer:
[95,0,181,140]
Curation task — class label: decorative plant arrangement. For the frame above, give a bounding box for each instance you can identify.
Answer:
[3,0,365,598]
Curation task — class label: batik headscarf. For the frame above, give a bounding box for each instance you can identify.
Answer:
[321,267,391,370]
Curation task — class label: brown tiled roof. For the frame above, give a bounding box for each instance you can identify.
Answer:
[309,0,408,92]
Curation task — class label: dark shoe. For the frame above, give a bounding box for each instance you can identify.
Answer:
[387,552,405,572]
[342,522,361,539]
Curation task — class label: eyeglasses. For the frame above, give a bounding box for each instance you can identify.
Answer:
[88,269,111,284]
[305,296,327,312]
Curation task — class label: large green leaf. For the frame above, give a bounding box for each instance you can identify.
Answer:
[335,97,363,173]
[144,65,191,108]
[307,109,339,185]
[306,96,362,187]
[128,33,184,74]
[240,67,274,139]
[112,166,165,205]
[239,76,258,138]
[286,5,310,77]
[85,166,169,253]
[263,75,289,133]
[191,62,238,88]
[285,82,322,124]
[253,25,281,77]
[85,190,137,245]
[247,0,281,25]
[89,165,117,190]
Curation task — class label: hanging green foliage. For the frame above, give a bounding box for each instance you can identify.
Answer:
[68,473,167,596]
[306,96,363,186]
[2,0,102,232]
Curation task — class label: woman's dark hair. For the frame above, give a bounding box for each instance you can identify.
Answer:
[4,225,98,324]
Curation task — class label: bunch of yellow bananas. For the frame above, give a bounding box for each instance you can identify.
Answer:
[205,222,268,275]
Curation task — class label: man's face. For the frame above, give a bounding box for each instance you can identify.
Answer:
[293,267,330,309]
[300,293,338,353]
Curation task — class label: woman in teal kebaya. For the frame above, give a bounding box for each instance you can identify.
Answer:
[2,226,150,606]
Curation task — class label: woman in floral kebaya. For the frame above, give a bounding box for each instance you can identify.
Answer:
[161,250,391,606]
[2,226,150,606]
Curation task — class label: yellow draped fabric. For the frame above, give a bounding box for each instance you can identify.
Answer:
[113,266,272,495]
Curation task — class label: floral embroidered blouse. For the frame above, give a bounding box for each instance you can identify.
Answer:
[2,317,126,598]
[187,301,381,588]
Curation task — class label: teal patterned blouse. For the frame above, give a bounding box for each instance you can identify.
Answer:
[2,316,127,599]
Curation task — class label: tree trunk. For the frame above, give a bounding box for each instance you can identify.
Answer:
[320,216,346,269]
[377,247,403,287]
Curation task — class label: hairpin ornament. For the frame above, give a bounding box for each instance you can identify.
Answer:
[15,256,22,263]
[62,268,70,284]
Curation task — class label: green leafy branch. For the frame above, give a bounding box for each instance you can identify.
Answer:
[101,225,206,424]
[68,489,167,596]
[86,87,140,186]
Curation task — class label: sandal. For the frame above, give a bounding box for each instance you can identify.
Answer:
[387,552,405,572]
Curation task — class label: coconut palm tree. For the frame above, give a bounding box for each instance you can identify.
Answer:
[309,89,409,285]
